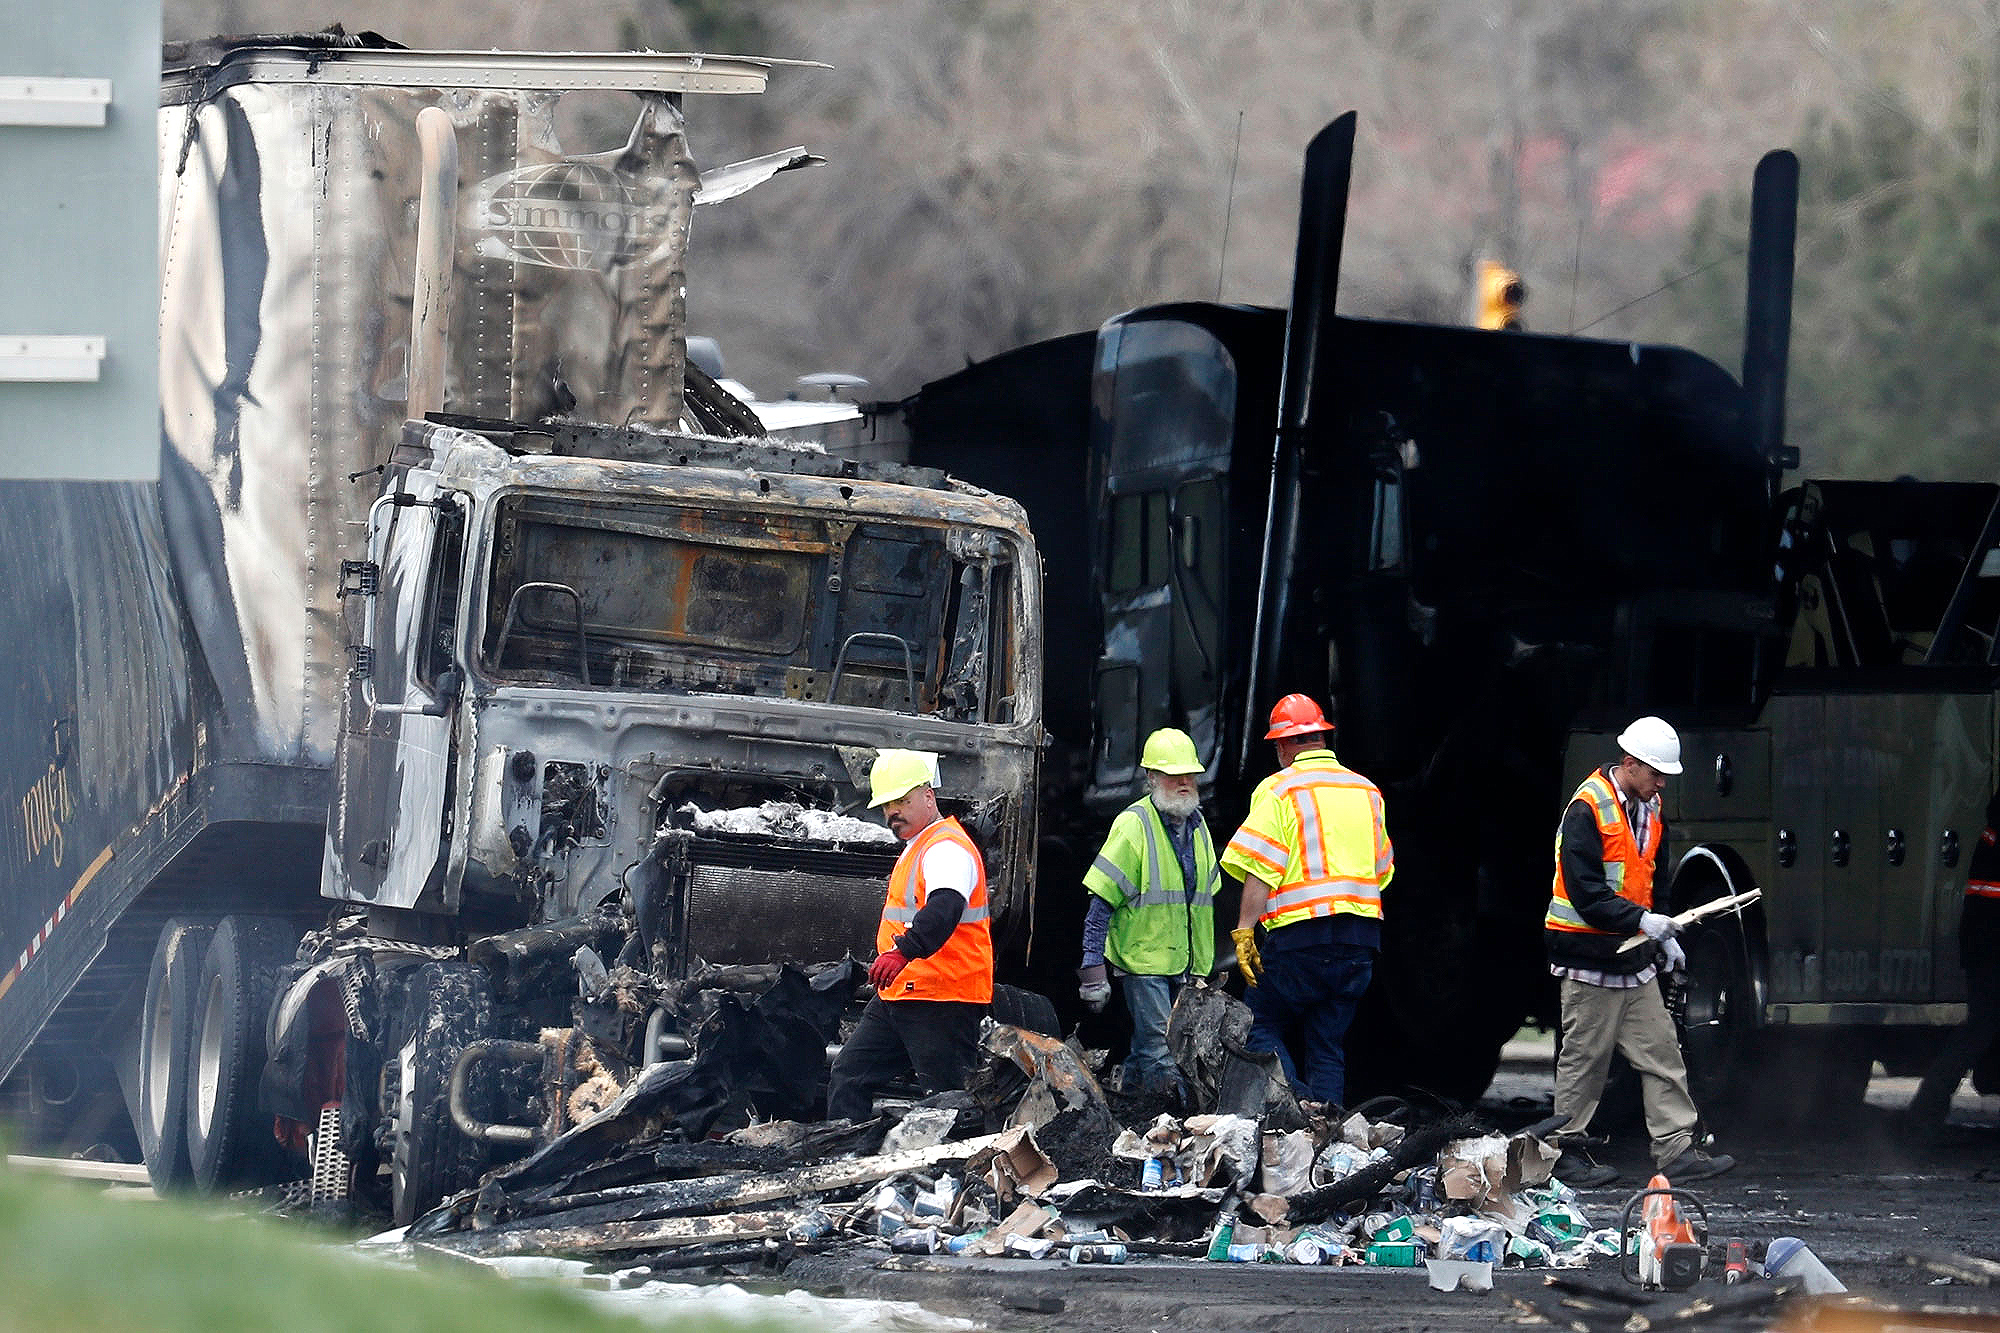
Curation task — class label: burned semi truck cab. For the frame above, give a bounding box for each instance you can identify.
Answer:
[329,417,1040,947]
[0,34,1043,1215]
[310,417,1041,1222]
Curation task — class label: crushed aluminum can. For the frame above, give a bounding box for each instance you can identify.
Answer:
[912,1175,958,1218]
[890,1226,940,1253]
[1004,1235,1057,1260]
[786,1209,835,1243]
[1069,1244,1128,1264]
[941,1230,988,1255]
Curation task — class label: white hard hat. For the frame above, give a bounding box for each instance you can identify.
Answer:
[1617,716,1682,775]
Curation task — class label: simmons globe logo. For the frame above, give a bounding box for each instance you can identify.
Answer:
[469,161,679,271]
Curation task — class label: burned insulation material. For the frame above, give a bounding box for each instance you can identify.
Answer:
[1168,981,1304,1129]
[1033,1104,1127,1184]
[677,801,898,845]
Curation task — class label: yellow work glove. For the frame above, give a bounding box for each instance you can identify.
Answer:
[1231,927,1262,986]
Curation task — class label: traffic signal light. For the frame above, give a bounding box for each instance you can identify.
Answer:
[1473,259,1525,331]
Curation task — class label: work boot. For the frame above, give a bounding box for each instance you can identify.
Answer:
[1553,1149,1618,1189]
[1658,1146,1735,1182]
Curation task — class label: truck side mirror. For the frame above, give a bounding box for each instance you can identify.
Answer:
[420,667,463,717]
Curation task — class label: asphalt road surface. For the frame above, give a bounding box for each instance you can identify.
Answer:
[780,1055,2000,1332]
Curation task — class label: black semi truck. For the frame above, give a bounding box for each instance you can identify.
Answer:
[892,114,1998,1110]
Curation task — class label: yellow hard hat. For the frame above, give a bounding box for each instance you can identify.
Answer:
[1139,728,1203,775]
[868,749,937,807]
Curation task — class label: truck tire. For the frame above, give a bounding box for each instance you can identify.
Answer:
[991,983,1061,1038]
[138,918,213,1193]
[186,915,299,1190]
[1678,919,1756,1111]
[391,961,495,1226]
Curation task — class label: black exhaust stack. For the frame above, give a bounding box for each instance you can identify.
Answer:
[1742,149,1800,485]
[1241,112,1356,773]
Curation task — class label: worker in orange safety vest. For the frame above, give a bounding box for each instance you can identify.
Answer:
[826,749,994,1122]
[1543,716,1733,1187]
[1908,790,2000,1131]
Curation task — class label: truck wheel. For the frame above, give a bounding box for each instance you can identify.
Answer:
[138,918,213,1193]
[991,984,1060,1037]
[1679,920,1755,1110]
[390,961,495,1226]
[186,916,299,1190]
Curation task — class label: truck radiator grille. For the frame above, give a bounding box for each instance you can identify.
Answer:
[679,836,897,969]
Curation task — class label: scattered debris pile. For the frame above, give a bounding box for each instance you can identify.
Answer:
[394,979,1650,1285]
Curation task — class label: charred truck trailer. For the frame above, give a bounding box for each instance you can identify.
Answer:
[897,115,1997,1110]
[0,35,1042,1220]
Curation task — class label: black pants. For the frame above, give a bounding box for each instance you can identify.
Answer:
[826,996,985,1122]
[1911,896,2000,1125]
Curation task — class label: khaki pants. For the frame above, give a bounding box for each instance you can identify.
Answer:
[1554,975,1697,1167]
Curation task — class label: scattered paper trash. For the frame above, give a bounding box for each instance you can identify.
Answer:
[1261,1128,1317,1195]
[1366,1240,1421,1267]
[1439,1216,1506,1263]
[1426,1258,1495,1292]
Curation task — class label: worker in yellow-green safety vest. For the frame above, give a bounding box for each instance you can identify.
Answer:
[1221,695,1392,1112]
[1078,728,1220,1097]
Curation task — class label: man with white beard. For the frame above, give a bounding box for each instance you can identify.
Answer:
[1078,728,1221,1096]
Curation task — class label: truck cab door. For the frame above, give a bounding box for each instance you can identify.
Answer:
[1087,318,1236,808]
[328,476,465,911]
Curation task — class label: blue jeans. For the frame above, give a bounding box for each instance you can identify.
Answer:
[1245,939,1374,1105]
[1121,974,1182,1092]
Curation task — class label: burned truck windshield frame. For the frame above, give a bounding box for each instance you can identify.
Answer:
[479,493,1018,719]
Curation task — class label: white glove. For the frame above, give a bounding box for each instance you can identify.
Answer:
[1638,911,1679,942]
[1077,962,1112,1013]
[1660,936,1687,973]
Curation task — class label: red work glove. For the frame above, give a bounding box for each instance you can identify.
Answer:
[869,950,910,990]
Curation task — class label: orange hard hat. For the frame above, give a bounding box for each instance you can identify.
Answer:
[1264,693,1333,740]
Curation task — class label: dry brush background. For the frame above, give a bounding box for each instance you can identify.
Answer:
[168,0,2000,479]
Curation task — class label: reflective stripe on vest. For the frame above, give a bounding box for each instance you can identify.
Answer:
[876,816,993,1003]
[1969,825,2000,897]
[1545,771,1660,934]
[1247,757,1391,930]
[1090,804,1220,910]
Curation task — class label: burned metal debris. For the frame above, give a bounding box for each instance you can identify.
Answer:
[387,978,1643,1289]
[374,972,1959,1333]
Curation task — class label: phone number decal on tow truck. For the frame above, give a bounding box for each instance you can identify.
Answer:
[1773,948,1932,996]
